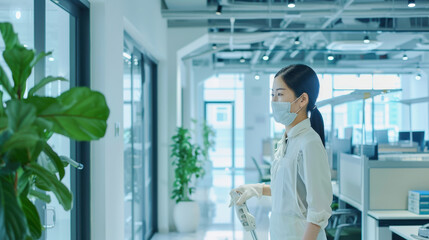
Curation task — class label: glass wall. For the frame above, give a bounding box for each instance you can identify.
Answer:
[123,40,157,240]
[269,73,402,144]
[44,1,72,239]
[0,0,34,100]
[204,74,245,169]
[0,1,90,239]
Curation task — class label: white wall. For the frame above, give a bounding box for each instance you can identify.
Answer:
[90,0,210,236]
[89,0,171,238]
[90,1,124,240]
[244,73,271,171]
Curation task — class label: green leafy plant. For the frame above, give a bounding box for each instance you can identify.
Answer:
[170,127,204,203]
[0,22,109,240]
[201,120,215,163]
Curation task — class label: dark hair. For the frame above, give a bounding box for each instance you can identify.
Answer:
[275,64,325,146]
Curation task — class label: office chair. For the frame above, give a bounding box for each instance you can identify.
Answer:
[326,208,361,240]
[251,157,271,183]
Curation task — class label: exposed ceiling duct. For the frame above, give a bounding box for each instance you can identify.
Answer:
[162,0,429,69]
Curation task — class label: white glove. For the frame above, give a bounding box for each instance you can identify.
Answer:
[229,183,264,207]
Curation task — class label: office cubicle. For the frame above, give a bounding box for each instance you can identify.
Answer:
[338,153,429,240]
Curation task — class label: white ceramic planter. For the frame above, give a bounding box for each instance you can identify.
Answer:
[174,201,200,233]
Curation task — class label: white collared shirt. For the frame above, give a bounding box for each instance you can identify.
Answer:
[270,118,333,240]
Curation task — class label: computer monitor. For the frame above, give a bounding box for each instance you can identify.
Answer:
[331,138,352,170]
[375,130,389,144]
[344,127,353,141]
[399,131,425,151]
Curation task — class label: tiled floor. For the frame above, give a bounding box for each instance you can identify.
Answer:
[152,169,271,240]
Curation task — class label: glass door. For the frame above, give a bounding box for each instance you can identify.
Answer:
[142,56,156,240]
[41,1,72,239]
[205,102,235,169]
[123,39,157,240]
[123,47,144,240]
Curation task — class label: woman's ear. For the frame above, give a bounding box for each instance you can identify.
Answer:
[300,93,310,107]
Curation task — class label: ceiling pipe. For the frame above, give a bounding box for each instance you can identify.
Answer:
[215,0,429,11]
[270,0,354,64]
[229,17,235,51]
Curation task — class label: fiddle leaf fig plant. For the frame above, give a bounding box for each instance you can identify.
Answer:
[170,127,204,203]
[0,22,110,240]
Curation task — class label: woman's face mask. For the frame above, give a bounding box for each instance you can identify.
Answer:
[271,95,303,126]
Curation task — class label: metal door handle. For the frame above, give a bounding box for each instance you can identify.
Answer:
[43,206,56,229]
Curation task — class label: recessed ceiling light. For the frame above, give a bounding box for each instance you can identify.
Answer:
[254,74,260,80]
[327,54,334,61]
[216,5,222,15]
[262,55,269,61]
[408,0,416,8]
[239,57,245,63]
[15,11,21,20]
[48,57,55,62]
[363,35,370,44]
[287,0,295,8]
[294,37,301,45]
[402,54,408,61]
[415,73,422,80]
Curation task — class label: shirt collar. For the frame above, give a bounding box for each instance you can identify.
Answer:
[286,118,311,139]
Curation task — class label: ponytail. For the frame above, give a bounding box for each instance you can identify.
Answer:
[310,106,325,147]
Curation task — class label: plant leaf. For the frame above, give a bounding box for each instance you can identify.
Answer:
[27,163,72,211]
[2,128,39,153]
[20,195,42,239]
[3,45,35,98]
[5,100,36,132]
[42,142,65,180]
[29,88,110,141]
[28,189,51,203]
[0,65,16,99]
[28,76,67,97]
[0,176,28,240]
[30,51,52,69]
[0,22,20,50]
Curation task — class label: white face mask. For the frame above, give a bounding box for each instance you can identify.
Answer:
[271,95,303,126]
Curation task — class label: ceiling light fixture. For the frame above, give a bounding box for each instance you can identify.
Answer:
[262,55,269,61]
[294,37,301,45]
[287,0,296,8]
[239,56,245,63]
[415,73,422,81]
[15,11,21,20]
[408,0,416,8]
[48,57,55,62]
[363,35,370,44]
[327,54,334,61]
[216,5,222,15]
[254,74,260,80]
[402,54,408,61]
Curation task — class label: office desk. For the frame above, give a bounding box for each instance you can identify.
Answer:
[389,226,421,240]
[367,211,429,240]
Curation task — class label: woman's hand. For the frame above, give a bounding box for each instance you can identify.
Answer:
[228,183,264,207]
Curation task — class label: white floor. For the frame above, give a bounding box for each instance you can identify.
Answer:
[152,169,271,240]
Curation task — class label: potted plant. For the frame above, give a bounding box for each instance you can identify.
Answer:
[170,127,204,232]
[0,22,109,239]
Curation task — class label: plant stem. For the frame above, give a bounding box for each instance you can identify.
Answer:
[183,183,189,201]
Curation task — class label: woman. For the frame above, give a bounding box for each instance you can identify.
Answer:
[229,64,332,240]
